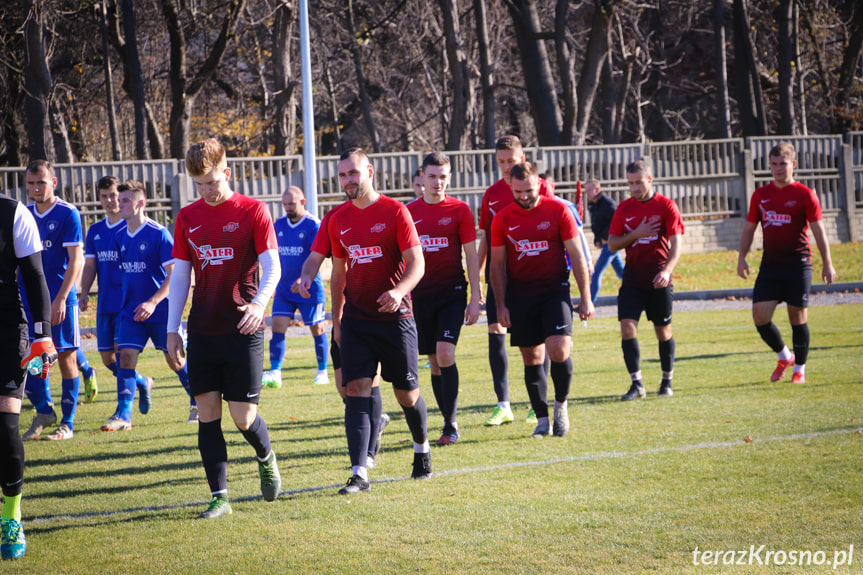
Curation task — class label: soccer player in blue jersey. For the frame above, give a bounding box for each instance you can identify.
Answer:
[80,176,155,413]
[262,186,329,388]
[20,160,84,441]
[101,181,193,431]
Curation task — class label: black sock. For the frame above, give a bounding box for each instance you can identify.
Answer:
[368,387,382,458]
[792,323,809,365]
[198,419,228,495]
[489,333,509,402]
[756,322,786,353]
[550,358,573,403]
[345,396,371,468]
[439,364,459,424]
[239,414,271,459]
[659,337,675,373]
[0,413,23,497]
[430,373,443,419]
[401,393,428,444]
[524,364,548,418]
[622,338,640,374]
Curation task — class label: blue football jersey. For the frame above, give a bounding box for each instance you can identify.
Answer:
[27,199,83,304]
[274,213,324,304]
[85,217,126,314]
[117,219,175,323]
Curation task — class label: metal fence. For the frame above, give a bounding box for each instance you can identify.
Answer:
[2,134,861,239]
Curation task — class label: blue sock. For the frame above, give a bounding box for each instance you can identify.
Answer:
[269,332,286,372]
[25,373,54,415]
[60,377,81,427]
[106,361,119,377]
[117,368,136,422]
[314,332,329,371]
[76,349,94,379]
[175,364,194,405]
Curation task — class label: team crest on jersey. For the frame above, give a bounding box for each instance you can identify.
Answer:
[346,244,383,267]
[537,221,551,231]
[188,238,234,268]
[419,235,449,252]
[223,222,240,232]
[137,241,149,253]
[371,223,386,233]
[507,235,549,260]
[48,221,58,232]
[785,200,797,208]
[438,217,452,226]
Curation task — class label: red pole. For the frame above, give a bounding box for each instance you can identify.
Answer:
[576,180,584,221]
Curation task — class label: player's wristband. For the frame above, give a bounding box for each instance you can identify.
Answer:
[33,321,52,338]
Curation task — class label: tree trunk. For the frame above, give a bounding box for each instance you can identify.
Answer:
[436,0,469,151]
[504,0,562,145]
[100,1,122,161]
[273,1,296,156]
[834,0,863,132]
[713,0,731,138]
[732,0,766,137]
[775,0,795,135]
[794,4,807,135]
[556,0,576,145]
[23,1,52,161]
[473,0,495,148]
[345,0,380,153]
[2,65,23,166]
[48,96,72,164]
[575,0,617,145]
[120,0,149,159]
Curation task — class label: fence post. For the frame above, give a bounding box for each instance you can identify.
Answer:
[741,145,754,217]
[839,142,857,242]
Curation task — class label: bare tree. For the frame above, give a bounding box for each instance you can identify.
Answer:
[344,0,381,152]
[473,0,495,148]
[713,0,731,138]
[775,0,795,134]
[436,0,470,150]
[575,0,622,145]
[98,1,122,161]
[23,1,54,161]
[732,0,766,136]
[834,0,863,132]
[272,0,298,156]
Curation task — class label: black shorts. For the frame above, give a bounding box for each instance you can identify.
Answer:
[507,290,573,348]
[618,284,674,326]
[413,294,466,355]
[340,316,419,390]
[485,284,502,326]
[330,327,341,370]
[186,331,264,404]
[0,324,29,400]
[753,265,812,308]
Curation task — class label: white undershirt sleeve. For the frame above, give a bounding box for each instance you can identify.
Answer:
[167,259,192,333]
[252,248,280,309]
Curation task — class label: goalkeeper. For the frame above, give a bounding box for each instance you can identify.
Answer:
[0,193,58,560]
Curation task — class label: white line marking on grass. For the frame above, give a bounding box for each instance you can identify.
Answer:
[28,427,860,525]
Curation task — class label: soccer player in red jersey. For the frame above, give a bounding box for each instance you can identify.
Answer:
[407,152,481,445]
[608,160,684,401]
[737,142,837,384]
[328,147,430,494]
[490,161,593,438]
[166,139,282,519]
[293,201,390,469]
[477,135,554,427]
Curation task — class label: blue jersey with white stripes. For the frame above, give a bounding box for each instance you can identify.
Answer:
[84,217,126,314]
[27,199,83,304]
[117,219,174,323]
[274,213,324,304]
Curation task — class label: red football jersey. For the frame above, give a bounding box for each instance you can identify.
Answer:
[479,177,553,241]
[609,193,684,289]
[490,196,577,298]
[407,195,476,298]
[329,195,420,321]
[311,201,350,257]
[747,181,822,267]
[172,192,277,335]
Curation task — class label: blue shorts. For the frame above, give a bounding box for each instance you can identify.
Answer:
[117,320,185,352]
[272,290,326,325]
[96,312,120,352]
[29,303,79,352]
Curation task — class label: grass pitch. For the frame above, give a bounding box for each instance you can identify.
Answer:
[7,303,863,574]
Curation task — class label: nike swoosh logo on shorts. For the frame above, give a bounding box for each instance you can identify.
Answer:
[556,324,567,330]
[247,392,259,398]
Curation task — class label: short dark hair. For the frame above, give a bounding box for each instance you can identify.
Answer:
[626,159,652,177]
[27,159,54,177]
[97,175,120,191]
[510,161,538,182]
[339,147,369,164]
[495,135,522,152]
[117,180,146,196]
[421,152,450,171]
[413,169,423,178]
[769,142,796,161]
